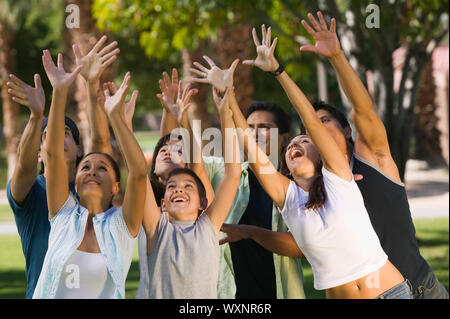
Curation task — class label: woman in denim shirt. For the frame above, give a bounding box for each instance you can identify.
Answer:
[33,51,147,299]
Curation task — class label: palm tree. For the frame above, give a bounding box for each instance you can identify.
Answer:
[62,0,117,154]
[0,0,28,180]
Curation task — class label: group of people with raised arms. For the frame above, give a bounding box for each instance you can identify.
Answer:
[6,12,448,299]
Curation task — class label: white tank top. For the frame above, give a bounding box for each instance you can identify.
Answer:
[54,250,116,299]
[280,167,388,290]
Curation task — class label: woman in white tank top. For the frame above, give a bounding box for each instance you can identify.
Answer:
[224,23,411,299]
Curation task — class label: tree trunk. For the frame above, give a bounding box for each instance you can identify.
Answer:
[391,47,431,180]
[413,61,445,165]
[213,23,254,113]
[0,22,20,180]
[62,0,117,154]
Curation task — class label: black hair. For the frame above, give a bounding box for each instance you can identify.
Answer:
[38,117,83,175]
[149,134,185,206]
[41,116,81,146]
[301,101,354,145]
[245,101,291,135]
[166,167,208,216]
[281,135,327,211]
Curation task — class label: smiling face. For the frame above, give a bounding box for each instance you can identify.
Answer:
[161,173,206,222]
[153,139,186,182]
[75,153,120,207]
[285,135,321,180]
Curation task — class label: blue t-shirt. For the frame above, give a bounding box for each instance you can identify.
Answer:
[6,175,76,299]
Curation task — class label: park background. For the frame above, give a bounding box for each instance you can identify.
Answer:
[0,0,448,298]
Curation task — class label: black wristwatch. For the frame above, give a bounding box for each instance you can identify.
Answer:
[268,63,284,76]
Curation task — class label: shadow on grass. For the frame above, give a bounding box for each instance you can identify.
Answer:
[416,229,449,247]
[0,269,26,299]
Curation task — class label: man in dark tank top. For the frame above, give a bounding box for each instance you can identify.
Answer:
[295,14,448,297]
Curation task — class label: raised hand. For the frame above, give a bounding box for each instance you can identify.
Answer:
[73,35,120,83]
[101,81,138,129]
[243,25,279,72]
[103,72,131,118]
[212,86,233,117]
[300,12,340,58]
[6,74,45,116]
[159,80,197,125]
[156,68,179,113]
[190,56,239,92]
[42,50,83,91]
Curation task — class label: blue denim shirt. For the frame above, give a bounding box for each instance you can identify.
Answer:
[33,194,137,299]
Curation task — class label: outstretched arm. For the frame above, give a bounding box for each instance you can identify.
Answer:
[190,57,242,206]
[73,35,120,155]
[42,50,83,218]
[300,12,400,182]
[158,69,179,137]
[103,72,147,237]
[220,224,303,258]
[204,89,241,238]
[6,74,45,205]
[247,25,352,182]
[228,89,290,210]
[157,78,216,207]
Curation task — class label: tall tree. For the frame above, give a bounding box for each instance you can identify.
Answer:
[277,0,449,179]
[414,61,445,165]
[0,0,27,180]
[92,0,280,130]
[63,0,117,153]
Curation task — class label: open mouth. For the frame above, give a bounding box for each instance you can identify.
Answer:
[171,195,188,203]
[290,148,304,161]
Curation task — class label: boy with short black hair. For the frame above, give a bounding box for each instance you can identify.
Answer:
[144,88,241,298]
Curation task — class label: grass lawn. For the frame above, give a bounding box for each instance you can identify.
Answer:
[134,130,161,153]
[0,218,448,299]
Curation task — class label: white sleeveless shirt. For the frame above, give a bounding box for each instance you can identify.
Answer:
[280,167,387,290]
[54,250,115,298]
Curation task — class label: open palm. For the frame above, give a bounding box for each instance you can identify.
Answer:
[190,56,239,93]
[300,12,341,58]
[73,35,119,82]
[103,72,131,117]
[42,50,83,90]
[156,69,179,114]
[7,74,45,116]
[102,81,138,129]
[243,25,279,72]
[161,81,197,125]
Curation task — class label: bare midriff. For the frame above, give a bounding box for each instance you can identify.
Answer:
[325,260,405,299]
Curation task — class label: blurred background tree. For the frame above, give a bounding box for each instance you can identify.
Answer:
[1,0,62,180]
[0,0,449,185]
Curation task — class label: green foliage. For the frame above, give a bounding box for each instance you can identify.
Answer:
[93,0,231,60]
[1,0,64,118]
